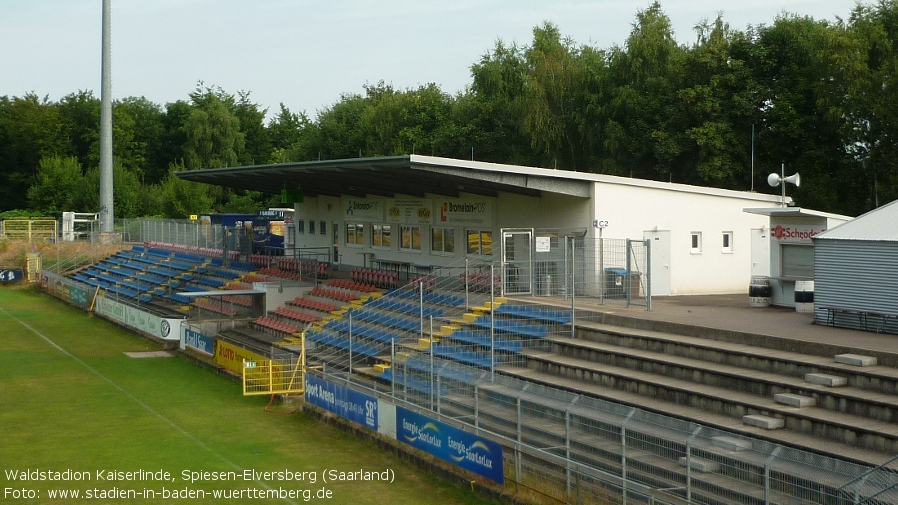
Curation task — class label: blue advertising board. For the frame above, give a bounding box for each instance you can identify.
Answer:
[0,269,25,283]
[183,328,214,356]
[305,375,378,431]
[396,406,504,484]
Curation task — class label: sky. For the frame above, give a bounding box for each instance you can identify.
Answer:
[1,0,862,120]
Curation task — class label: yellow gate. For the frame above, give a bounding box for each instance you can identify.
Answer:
[241,340,306,395]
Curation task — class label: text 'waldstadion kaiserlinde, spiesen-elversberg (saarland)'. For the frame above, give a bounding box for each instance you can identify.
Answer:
[3,467,395,501]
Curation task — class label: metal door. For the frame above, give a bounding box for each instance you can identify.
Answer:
[643,230,670,296]
[501,229,533,295]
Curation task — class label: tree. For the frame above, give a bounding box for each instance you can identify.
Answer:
[183,85,245,170]
[26,156,87,215]
[158,162,213,218]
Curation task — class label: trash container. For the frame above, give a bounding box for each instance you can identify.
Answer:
[749,276,771,307]
[795,280,814,313]
[604,268,640,299]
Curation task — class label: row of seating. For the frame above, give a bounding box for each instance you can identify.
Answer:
[309,286,359,303]
[287,296,339,313]
[306,330,381,357]
[431,345,496,368]
[447,329,524,354]
[142,241,240,262]
[367,296,444,318]
[352,309,421,333]
[389,288,465,308]
[350,268,399,289]
[326,320,403,345]
[470,316,548,338]
[254,316,299,336]
[273,306,318,323]
[329,278,377,293]
[495,303,573,324]
[460,272,502,292]
[258,267,302,280]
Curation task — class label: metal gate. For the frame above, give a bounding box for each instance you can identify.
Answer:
[501,229,533,295]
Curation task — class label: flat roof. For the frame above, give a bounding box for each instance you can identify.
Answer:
[176,155,785,204]
[175,290,264,297]
[743,207,853,221]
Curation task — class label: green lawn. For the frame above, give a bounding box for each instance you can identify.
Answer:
[0,287,499,505]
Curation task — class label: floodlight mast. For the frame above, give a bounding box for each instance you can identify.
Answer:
[99,0,114,233]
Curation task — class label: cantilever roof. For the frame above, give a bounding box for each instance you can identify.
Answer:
[176,155,786,204]
[815,199,898,242]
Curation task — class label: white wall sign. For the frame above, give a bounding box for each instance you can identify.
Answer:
[342,198,383,222]
[386,199,433,224]
[436,198,493,225]
[535,236,551,253]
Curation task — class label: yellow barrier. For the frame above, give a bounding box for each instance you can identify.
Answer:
[239,336,306,396]
[1,219,57,242]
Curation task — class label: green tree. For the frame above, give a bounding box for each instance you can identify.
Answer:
[26,156,87,215]
[183,85,245,170]
[158,162,213,218]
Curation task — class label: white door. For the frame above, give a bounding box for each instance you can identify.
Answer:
[750,228,770,277]
[643,230,670,296]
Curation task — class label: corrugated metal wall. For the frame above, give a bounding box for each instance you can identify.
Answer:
[814,239,898,333]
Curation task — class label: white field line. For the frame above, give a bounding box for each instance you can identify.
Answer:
[0,304,299,505]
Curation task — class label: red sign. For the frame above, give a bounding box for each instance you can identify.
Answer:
[772,225,825,242]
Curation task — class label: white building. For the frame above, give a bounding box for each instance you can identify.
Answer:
[178,155,788,296]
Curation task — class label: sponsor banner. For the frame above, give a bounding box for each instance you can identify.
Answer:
[305,375,378,431]
[68,285,90,308]
[396,406,504,484]
[183,327,214,356]
[771,224,826,243]
[437,198,493,226]
[386,199,433,225]
[0,269,24,283]
[94,296,181,340]
[214,340,269,375]
[342,198,384,222]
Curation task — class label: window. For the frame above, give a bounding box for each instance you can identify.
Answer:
[333,223,339,246]
[431,227,455,254]
[372,224,392,248]
[400,225,422,251]
[722,231,733,253]
[345,223,364,246]
[297,220,305,234]
[690,232,702,253]
[309,220,315,235]
[320,220,326,235]
[466,230,493,256]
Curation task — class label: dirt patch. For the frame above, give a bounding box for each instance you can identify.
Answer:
[0,239,121,270]
[124,351,175,359]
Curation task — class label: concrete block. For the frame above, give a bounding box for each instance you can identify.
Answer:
[678,456,719,473]
[774,393,817,408]
[805,373,847,387]
[742,415,784,430]
[834,354,877,367]
[711,436,752,452]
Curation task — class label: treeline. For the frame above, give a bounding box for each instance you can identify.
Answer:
[2,1,898,219]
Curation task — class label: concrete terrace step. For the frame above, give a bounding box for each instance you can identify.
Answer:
[497,361,898,466]
[543,335,898,421]
[575,321,898,395]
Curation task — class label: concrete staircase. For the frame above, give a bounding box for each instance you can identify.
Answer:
[494,319,898,466]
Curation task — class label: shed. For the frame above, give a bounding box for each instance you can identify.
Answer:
[812,199,898,333]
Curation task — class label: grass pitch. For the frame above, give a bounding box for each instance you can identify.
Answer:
[0,287,499,505]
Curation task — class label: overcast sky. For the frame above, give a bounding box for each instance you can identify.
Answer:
[2,0,861,120]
